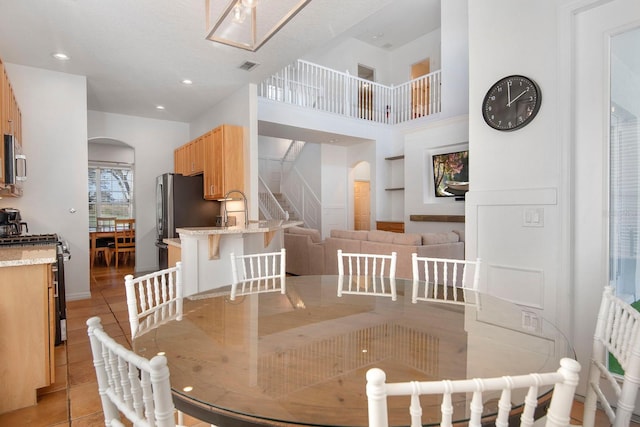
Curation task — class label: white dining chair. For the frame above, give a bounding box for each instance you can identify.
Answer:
[411,254,481,304]
[366,357,581,427]
[337,274,397,300]
[230,249,286,300]
[581,286,640,427]
[86,316,180,427]
[337,249,397,278]
[124,262,183,338]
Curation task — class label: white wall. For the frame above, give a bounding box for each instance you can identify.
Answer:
[389,30,442,85]
[2,63,90,300]
[303,38,392,84]
[87,111,189,273]
[88,141,134,164]
[440,0,469,118]
[404,116,468,234]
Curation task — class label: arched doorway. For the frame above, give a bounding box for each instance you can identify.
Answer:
[88,137,135,271]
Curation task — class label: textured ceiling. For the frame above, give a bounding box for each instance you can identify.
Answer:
[0,0,439,123]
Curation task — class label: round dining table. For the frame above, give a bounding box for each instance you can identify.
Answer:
[132,275,574,427]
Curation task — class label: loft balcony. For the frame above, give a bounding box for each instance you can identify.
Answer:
[258,60,441,125]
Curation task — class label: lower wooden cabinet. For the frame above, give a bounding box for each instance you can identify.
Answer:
[168,244,181,267]
[0,262,55,413]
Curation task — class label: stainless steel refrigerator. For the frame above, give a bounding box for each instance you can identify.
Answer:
[155,173,219,269]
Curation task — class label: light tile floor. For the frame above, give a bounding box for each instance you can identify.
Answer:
[0,264,633,426]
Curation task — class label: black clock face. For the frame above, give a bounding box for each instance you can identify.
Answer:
[482,75,541,131]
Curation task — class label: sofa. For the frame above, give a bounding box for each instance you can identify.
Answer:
[283,226,325,275]
[284,227,465,279]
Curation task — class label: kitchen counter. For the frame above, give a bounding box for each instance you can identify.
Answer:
[0,245,57,267]
[163,238,181,248]
[177,220,302,296]
[176,219,303,236]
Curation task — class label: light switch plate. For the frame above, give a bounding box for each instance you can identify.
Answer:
[523,207,544,227]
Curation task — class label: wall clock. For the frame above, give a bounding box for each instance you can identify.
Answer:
[482,75,541,131]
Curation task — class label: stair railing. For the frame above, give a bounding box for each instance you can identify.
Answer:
[258,176,289,221]
[258,59,441,125]
[281,167,321,231]
[281,140,306,180]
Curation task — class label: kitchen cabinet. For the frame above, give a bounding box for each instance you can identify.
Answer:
[168,244,181,267]
[203,124,244,200]
[174,135,205,176]
[0,255,56,414]
[0,57,23,187]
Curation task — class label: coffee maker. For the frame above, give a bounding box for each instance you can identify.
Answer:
[0,208,28,236]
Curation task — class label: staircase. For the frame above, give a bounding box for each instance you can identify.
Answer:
[273,193,299,221]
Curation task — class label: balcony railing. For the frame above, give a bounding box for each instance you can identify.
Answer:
[258,59,441,125]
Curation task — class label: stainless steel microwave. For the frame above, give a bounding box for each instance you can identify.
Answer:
[1,134,27,197]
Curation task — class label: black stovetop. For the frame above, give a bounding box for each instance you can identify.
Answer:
[0,233,60,246]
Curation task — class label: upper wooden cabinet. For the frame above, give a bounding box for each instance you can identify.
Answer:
[174,135,205,176]
[0,58,23,187]
[203,124,244,200]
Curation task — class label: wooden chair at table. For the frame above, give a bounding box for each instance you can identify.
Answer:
[229,249,286,300]
[580,286,640,427]
[411,254,481,304]
[112,218,135,268]
[92,216,115,266]
[366,357,581,427]
[337,250,398,300]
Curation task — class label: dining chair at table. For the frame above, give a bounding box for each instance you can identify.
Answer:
[86,316,182,427]
[230,248,286,300]
[366,357,581,427]
[92,216,116,266]
[411,254,481,304]
[124,262,183,338]
[581,286,640,427]
[337,249,398,278]
[112,218,135,268]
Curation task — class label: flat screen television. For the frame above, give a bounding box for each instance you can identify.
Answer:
[432,150,469,198]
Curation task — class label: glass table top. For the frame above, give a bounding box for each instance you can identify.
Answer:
[132,275,573,427]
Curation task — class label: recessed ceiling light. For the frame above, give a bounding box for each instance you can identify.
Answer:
[52,53,70,61]
[156,105,165,110]
[181,79,193,85]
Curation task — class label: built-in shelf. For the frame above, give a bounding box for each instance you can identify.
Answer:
[385,155,405,161]
[385,187,404,191]
[410,215,465,223]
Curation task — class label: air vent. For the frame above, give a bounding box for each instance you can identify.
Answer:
[239,61,259,71]
[382,43,393,49]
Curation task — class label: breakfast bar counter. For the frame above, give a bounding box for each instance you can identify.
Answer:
[177,220,303,295]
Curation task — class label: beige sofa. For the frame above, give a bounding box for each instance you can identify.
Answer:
[284,227,464,279]
[283,226,325,275]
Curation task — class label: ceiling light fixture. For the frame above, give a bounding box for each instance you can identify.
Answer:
[156,105,165,110]
[205,0,311,52]
[181,79,193,85]
[52,53,70,61]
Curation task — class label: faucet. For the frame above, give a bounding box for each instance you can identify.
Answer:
[222,189,248,227]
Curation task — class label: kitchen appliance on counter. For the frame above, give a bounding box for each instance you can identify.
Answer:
[0,233,70,345]
[0,207,29,236]
[1,134,27,197]
[156,173,219,269]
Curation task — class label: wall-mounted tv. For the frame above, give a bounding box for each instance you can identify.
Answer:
[432,150,469,198]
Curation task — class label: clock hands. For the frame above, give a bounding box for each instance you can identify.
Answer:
[508,87,529,107]
[507,81,512,106]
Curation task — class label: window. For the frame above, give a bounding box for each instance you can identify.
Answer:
[88,163,134,228]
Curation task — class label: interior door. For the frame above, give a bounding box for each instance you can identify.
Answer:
[354,180,370,230]
[411,58,430,118]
